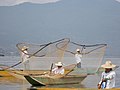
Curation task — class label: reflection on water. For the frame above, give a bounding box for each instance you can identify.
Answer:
[0,77,30,90]
[28,84,85,90]
[31,83,85,88]
[0,77,23,84]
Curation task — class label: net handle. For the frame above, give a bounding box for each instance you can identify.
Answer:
[0,61,22,70]
[29,38,70,57]
[64,42,107,55]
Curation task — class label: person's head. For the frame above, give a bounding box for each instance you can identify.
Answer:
[22,46,29,51]
[76,49,80,53]
[101,60,116,73]
[104,68,112,73]
[55,62,63,68]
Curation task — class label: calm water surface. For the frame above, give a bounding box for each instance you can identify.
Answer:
[0,56,120,90]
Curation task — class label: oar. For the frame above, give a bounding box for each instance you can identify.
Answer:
[50,63,53,74]
[98,81,103,89]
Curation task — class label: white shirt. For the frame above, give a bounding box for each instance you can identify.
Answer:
[52,67,64,74]
[99,71,116,89]
[21,50,29,63]
[75,53,82,63]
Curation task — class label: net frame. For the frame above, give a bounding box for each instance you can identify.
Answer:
[16,38,70,58]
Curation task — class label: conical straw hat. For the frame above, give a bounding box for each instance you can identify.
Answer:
[55,62,63,66]
[22,46,29,51]
[76,48,80,52]
[101,61,116,68]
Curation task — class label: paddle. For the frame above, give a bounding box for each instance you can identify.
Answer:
[50,63,53,74]
[98,81,103,89]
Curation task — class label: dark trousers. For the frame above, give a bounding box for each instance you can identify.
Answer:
[77,62,81,68]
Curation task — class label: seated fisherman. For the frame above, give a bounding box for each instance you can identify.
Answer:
[52,62,64,75]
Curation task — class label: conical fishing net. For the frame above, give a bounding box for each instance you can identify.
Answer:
[16,38,70,70]
[63,42,107,74]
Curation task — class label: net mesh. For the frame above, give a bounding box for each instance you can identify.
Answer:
[16,38,107,74]
[16,38,70,70]
[63,42,107,74]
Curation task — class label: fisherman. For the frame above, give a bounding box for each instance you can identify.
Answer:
[52,62,64,75]
[97,60,116,89]
[21,46,30,70]
[75,49,82,68]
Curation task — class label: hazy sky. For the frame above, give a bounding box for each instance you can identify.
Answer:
[0,0,120,57]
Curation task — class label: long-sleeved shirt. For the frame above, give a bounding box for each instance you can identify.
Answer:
[21,50,29,63]
[99,71,116,89]
[52,67,64,74]
[75,53,82,63]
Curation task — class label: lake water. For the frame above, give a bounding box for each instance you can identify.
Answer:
[0,56,120,90]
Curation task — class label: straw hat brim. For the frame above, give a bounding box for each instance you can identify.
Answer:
[22,46,29,51]
[55,62,63,66]
[76,49,80,52]
[101,64,116,68]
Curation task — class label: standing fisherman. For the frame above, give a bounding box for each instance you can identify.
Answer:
[75,49,82,68]
[97,60,116,89]
[21,46,30,70]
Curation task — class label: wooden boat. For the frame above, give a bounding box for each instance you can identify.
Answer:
[23,64,88,86]
[0,65,13,77]
[24,73,87,86]
[24,65,118,86]
[0,65,49,77]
